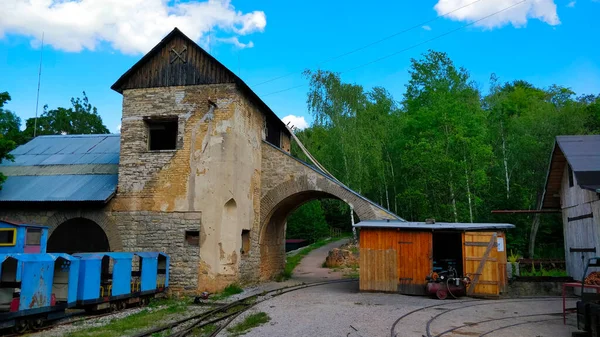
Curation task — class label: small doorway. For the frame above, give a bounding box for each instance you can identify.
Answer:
[432,232,463,277]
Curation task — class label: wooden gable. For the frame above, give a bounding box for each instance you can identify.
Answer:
[541,143,567,209]
[111,28,237,93]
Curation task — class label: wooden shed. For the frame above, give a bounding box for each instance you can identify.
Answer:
[540,135,600,280]
[355,221,514,297]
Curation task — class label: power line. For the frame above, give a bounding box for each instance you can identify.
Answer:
[260,0,527,98]
[252,0,487,88]
[33,32,44,138]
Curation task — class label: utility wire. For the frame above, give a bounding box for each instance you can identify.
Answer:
[251,0,487,88]
[33,32,44,138]
[260,0,527,98]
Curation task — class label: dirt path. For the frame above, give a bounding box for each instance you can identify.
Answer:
[291,238,349,282]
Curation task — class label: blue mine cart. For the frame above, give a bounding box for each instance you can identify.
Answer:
[0,220,170,333]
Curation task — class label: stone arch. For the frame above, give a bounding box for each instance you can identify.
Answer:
[45,211,122,252]
[258,175,384,280]
[48,218,110,254]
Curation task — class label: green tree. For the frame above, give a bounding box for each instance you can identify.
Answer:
[0,92,16,189]
[286,200,330,243]
[23,92,109,136]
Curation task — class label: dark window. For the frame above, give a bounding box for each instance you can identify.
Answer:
[241,230,250,254]
[146,118,178,151]
[26,228,42,245]
[0,229,15,245]
[265,118,281,148]
[568,165,574,187]
[185,230,200,246]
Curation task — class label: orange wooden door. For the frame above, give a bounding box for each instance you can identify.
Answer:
[397,231,432,295]
[463,232,500,297]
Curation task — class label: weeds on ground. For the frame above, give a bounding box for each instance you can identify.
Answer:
[191,323,217,336]
[210,283,244,301]
[520,263,568,277]
[64,299,189,337]
[227,312,270,336]
[277,237,348,281]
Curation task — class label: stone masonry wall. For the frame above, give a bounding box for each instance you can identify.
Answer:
[113,84,265,293]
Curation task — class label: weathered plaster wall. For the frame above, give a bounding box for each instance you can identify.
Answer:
[113,84,264,292]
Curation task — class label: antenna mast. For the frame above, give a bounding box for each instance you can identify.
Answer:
[33,32,44,138]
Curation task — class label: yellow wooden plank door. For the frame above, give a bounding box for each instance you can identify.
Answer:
[397,231,432,295]
[359,248,398,292]
[463,231,499,297]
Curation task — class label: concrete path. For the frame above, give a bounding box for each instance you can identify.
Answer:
[292,238,350,282]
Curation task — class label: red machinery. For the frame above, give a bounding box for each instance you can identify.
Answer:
[425,267,471,300]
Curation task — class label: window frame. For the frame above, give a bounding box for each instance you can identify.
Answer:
[25,228,42,246]
[0,228,17,247]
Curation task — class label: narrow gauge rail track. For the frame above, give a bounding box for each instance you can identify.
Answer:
[134,279,357,337]
[390,296,576,337]
[2,310,116,337]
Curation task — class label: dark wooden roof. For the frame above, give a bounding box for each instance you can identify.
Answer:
[541,135,600,209]
[111,27,289,136]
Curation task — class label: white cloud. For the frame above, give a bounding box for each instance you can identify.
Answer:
[566,1,576,7]
[422,25,432,31]
[115,124,122,134]
[0,0,267,54]
[282,115,309,130]
[216,37,254,49]
[433,0,560,29]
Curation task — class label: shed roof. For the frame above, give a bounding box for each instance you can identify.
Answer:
[0,220,48,229]
[0,134,119,203]
[111,27,290,137]
[541,135,600,209]
[354,220,514,230]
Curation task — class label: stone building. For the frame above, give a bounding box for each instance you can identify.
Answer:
[0,28,399,293]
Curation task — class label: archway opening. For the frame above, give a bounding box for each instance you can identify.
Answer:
[48,218,110,254]
[259,191,359,280]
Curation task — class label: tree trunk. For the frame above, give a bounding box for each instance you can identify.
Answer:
[464,153,474,223]
[529,213,540,258]
[350,204,357,244]
[501,120,510,199]
[449,171,458,223]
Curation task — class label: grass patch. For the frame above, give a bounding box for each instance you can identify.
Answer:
[227,312,270,336]
[192,323,217,336]
[64,299,189,337]
[277,237,348,281]
[210,283,244,301]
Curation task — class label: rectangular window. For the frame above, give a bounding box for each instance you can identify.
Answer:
[241,230,250,255]
[146,118,178,151]
[265,118,282,148]
[26,228,42,245]
[185,230,200,246]
[568,165,574,188]
[0,229,16,246]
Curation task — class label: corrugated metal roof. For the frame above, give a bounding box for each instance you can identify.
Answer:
[0,134,119,203]
[557,135,600,181]
[354,220,514,230]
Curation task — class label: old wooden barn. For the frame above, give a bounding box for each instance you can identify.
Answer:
[540,135,600,281]
[355,220,514,297]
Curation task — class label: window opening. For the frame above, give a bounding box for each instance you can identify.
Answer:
[241,230,250,254]
[568,165,574,188]
[185,230,200,246]
[146,118,178,151]
[0,229,15,246]
[26,228,42,246]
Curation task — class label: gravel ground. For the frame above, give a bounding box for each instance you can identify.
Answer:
[224,239,580,337]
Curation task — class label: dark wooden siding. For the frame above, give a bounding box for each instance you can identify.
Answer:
[118,35,236,92]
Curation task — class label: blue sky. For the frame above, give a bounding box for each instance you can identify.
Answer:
[1,0,599,133]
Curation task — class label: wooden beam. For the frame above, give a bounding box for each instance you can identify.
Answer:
[491,209,561,214]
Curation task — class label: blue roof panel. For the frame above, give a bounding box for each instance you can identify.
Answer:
[0,134,119,203]
[0,175,117,202]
